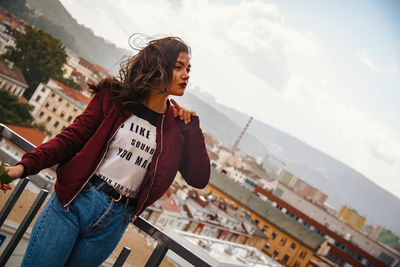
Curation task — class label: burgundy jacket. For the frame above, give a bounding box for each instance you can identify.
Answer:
[18,89,210,218]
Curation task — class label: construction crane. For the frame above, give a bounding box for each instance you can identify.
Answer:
[232,116,253,152]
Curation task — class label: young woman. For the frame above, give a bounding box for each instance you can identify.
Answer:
[3,36,210,266]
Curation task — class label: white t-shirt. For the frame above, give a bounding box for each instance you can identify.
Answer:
[95,105,161,198]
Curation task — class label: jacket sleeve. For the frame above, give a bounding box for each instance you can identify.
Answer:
[178,116,210,188]
[18,89,108,176]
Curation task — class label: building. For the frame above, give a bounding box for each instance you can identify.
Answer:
[0,9,25,55]
[255,185,400,266]
[376,229,400,250]
[62,51,109,93]
[0,9,25,37]
[337,205,366,231]
[0,25,15,55]
[0,58,28,97]
[278,170,327,206]
[28,79,91,137]
[205,168,326,267]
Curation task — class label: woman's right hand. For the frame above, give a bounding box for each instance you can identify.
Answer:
[1,165,24,193]
[5,165,24,179]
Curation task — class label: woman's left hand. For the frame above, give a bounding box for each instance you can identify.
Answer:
[171,99,197,124]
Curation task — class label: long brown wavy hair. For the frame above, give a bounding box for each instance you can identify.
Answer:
[89,36,190,111]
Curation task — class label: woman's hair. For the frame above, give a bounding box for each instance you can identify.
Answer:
[89,36,190,111]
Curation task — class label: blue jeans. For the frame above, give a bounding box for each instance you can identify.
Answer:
[21,181,136,267]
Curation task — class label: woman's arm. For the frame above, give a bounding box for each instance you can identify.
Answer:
[178,116,210,188]
[18,89,109,177]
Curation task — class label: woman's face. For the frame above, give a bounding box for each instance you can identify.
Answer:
[166,52,191,96]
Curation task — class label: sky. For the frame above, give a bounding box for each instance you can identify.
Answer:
[59,0,400,199]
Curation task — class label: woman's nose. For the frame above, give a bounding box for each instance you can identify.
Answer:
[182,71,190,80]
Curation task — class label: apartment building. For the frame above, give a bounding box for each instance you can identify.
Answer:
[29,79,90,137]
[337,205,366,231]
[0,58,28,97]
[278,170,327,206]
[205,168,326,267]
[255,184,400,266]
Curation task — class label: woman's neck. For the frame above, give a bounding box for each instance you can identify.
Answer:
[143,92,168,114]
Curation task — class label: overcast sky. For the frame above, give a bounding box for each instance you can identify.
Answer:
[59,0,400,199]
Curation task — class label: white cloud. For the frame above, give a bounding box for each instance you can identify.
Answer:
[357,50,400,78]
[357,50,379,72]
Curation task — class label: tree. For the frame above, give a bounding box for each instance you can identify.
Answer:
[0,91,33,126]
[4,26,67,99]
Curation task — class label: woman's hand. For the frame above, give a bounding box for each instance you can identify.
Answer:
[171,99,197,124]
[1,165,24,193]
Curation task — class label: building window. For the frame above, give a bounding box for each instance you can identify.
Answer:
[73,107,78,112]
[282,255,290,264]
[51,93,55,98]
[45,102,50,108]
[271,232,277,240]
[280,237,287,246]
[290,243,296,251]
[67,116,73,122]
[66,103,70,108]
[54,121,59,127]
[41,87,46,92]
[52,107,57,113]
[35,95,41,102]
[262,225,268,233]
[293,261,301,267]
[38,111,44,118]
[46,116,52,122]
[263,243,270,251]
[379,252,394,266]
[60,111,65,118]
[273,249,279,258]
[299,250,307,259]
[58,97,63,102]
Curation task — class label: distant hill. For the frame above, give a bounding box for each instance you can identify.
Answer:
[1,0,127,74]
[182,87,400,235]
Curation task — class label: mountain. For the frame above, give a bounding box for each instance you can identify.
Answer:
[2,0,128,74]
[182,87,400,235]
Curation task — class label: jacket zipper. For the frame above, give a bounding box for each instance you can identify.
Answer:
[63,121,125,207]
[134,114,165,216]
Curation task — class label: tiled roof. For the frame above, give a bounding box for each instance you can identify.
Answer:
[78,57,93,69]
[92,64,108,75]
[5,124,47,147]
[0,58,28,87]
[50,79,91,105]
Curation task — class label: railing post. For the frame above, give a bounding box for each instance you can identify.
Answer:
[113,246,131,267]
[0,189,48,266]
[145,241,169,267]
[0,178,30,227]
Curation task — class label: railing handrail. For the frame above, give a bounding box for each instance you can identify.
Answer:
[0,123,211,267]
[0,123,36,153]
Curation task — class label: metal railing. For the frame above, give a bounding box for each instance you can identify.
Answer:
[0,123,211,267]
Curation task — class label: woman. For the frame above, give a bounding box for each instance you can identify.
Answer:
[3,36,210,266]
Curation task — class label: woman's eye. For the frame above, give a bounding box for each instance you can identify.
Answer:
[174,66,181,69]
